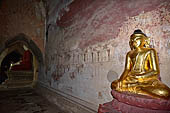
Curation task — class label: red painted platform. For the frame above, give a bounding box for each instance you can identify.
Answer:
[98,90,170,113]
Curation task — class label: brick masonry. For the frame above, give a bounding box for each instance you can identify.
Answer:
[0,0,46,53]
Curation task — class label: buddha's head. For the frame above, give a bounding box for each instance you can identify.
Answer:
[129,29,150,50]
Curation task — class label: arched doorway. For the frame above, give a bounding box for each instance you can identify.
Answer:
[0,34,44,88]
[0,50,22,84]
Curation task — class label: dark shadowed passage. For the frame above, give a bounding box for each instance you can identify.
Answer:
[0,88,67,113]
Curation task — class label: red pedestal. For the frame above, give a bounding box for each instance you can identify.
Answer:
[98,90,170,113]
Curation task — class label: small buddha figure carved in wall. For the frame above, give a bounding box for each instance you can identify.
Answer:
[111,29,170,100]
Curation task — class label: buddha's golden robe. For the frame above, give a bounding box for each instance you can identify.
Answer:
[112,47,170,99]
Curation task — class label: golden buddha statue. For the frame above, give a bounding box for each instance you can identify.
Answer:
[111,29,170,100]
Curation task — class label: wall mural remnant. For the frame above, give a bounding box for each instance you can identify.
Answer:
[41,0,170,110]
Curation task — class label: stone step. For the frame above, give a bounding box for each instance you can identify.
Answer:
[4,70,34,88]
[6,80,33,88]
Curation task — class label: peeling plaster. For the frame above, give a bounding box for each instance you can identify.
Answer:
[42,0,170,108]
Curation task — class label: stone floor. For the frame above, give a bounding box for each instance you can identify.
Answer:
[0,88,67,113]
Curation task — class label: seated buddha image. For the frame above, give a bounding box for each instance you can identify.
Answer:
[111,29,170,100]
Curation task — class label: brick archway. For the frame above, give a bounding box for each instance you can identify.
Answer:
[0,33,44,87]
[3,33,43,64]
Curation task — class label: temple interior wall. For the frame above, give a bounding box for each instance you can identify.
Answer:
[38,0,170,111]
[0,0,170,112]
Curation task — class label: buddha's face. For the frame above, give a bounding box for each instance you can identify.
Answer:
[130,36,145,49]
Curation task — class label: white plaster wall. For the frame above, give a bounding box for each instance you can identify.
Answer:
[39,0,170,110]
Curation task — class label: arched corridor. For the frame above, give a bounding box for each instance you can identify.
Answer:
[0,35,67,112]
[0,34,43,88]
[1,0,170,113]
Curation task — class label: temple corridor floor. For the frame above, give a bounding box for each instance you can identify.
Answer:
[0,88,67,113]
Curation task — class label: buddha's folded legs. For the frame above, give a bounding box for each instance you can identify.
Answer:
[137,82,170,99]
[111,77,170,99]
